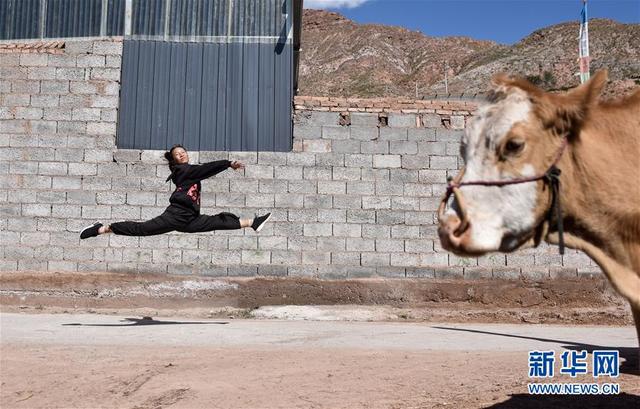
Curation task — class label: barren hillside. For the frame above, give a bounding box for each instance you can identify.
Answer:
[299,10,640,98]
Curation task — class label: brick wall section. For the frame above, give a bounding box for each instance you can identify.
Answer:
[293,95,476,115]
[0,40,598,279]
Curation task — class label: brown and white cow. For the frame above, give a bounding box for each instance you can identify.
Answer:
[438,70,640,362]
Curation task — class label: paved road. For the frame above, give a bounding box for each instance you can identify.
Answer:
[1,312,637,351]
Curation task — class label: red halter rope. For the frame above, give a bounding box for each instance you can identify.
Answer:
[438,137,568,254]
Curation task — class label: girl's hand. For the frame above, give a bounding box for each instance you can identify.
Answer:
[230,161,245,170]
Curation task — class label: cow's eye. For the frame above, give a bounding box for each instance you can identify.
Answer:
[504,139,525,156]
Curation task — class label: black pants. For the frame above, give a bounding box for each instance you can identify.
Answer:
[110,206,241,236]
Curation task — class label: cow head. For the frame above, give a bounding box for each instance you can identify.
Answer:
[438,70,608,256]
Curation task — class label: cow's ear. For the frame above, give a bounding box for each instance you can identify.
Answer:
[534,70,608,136]
[490,73,545,101]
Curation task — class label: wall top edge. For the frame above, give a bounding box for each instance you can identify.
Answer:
[294,96,479,113]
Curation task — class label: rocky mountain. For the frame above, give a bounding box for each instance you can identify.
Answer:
[299,9,640,99]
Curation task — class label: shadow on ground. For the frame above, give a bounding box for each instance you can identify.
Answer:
[62,317,229,327]
[432,326,639,375]
[485,393,640,408]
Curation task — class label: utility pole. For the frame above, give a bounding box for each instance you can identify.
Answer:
[444,60,449,94]
[415,82,418,99]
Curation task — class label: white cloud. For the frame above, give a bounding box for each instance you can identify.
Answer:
[304,0,371,10]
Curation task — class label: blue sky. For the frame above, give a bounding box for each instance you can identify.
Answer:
[304,0,640,44]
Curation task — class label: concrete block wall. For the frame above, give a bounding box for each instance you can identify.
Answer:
[0,39,598,279]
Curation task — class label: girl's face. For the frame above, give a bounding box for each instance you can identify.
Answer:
[172,147,189,164]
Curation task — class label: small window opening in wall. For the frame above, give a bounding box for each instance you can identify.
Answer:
[441,116,451,129]
[339,112,351,126]
[378,114,388,127]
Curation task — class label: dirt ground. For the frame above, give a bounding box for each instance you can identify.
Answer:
[0,271,634,325]
[1,272,638,408]
[1,344,638,409]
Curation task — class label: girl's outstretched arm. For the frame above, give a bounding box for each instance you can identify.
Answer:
[184,160,232,181]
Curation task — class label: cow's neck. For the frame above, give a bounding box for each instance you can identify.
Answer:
[557,124,640,271]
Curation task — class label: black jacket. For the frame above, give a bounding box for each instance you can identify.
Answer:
[166,160,231,214]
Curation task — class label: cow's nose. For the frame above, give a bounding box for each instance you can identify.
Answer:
[438,213,471,250]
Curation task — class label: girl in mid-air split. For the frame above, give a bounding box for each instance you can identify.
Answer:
[80,144,271,239]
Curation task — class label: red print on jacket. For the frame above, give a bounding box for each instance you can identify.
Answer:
[187,184,200,204]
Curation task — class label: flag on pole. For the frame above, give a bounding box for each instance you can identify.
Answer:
[579,0,590,83]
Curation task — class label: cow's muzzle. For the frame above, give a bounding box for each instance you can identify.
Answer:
[437,167,472,252]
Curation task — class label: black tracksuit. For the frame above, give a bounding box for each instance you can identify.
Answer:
[110,160,241,236]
